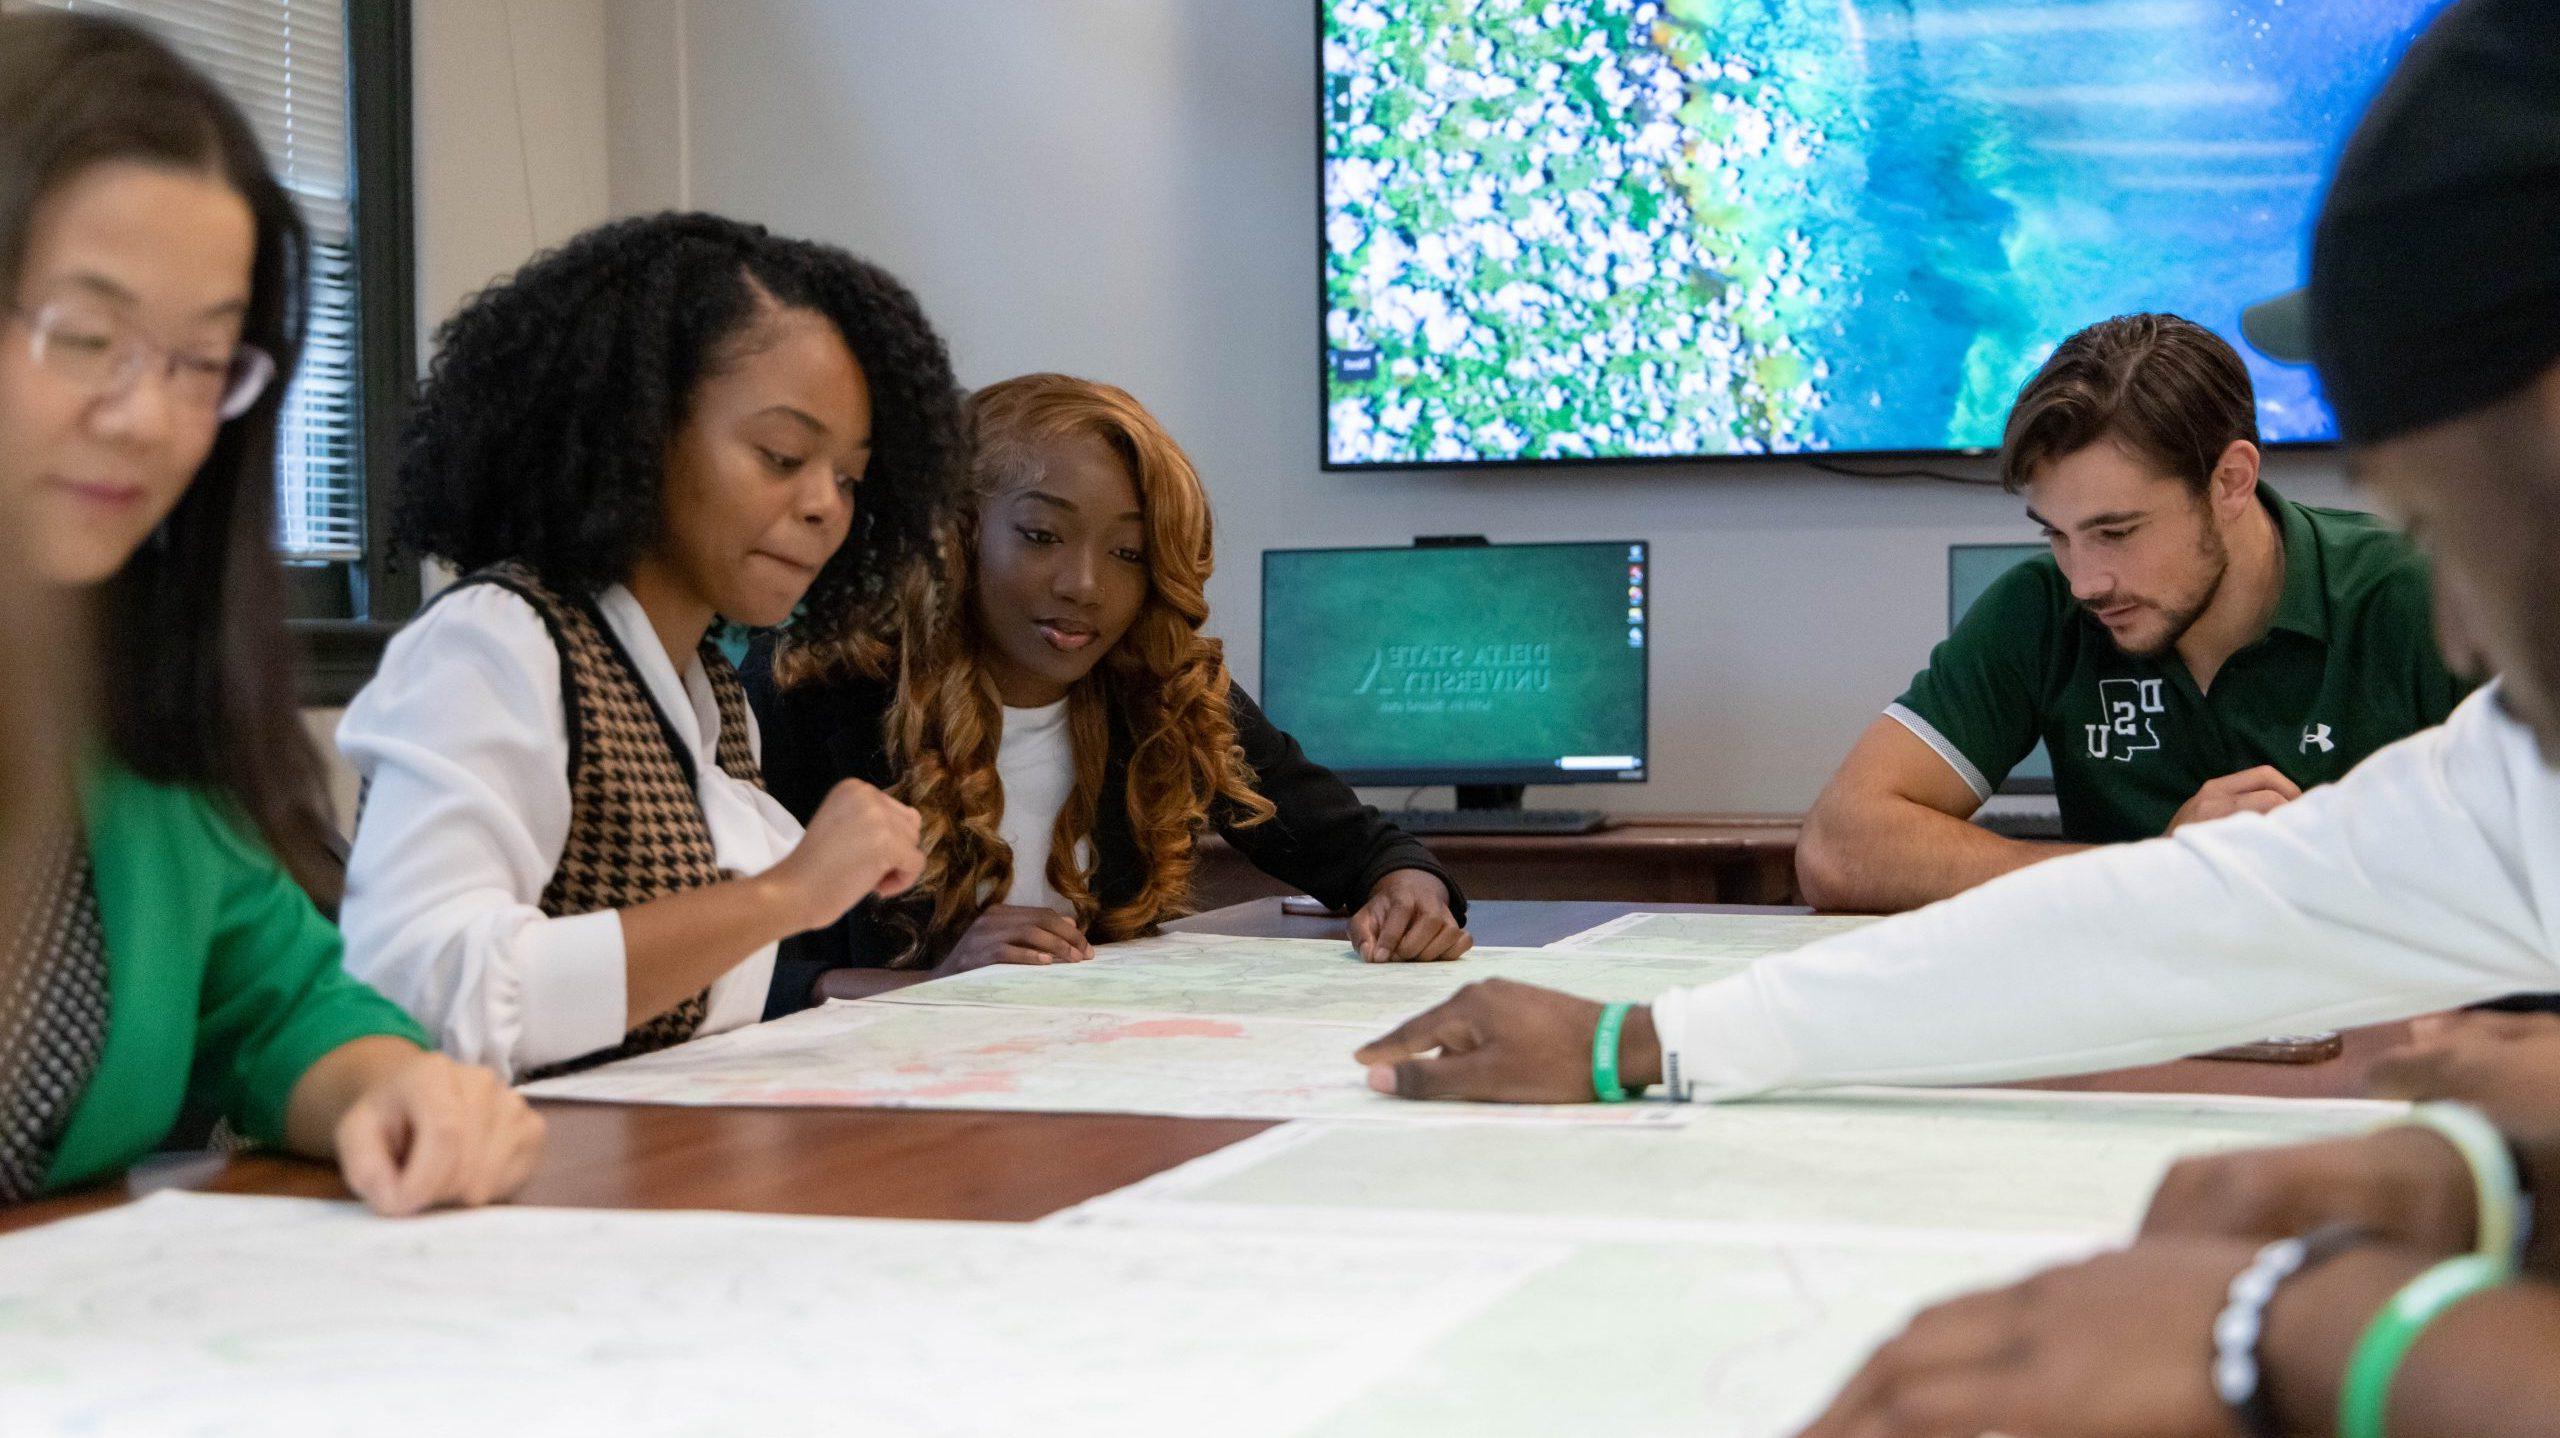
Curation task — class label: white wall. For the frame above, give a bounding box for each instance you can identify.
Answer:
[316,0,619,806]
[584,1,2360,814]
[412,0,613,346]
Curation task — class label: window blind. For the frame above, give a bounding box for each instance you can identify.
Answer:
[27,0,368,563]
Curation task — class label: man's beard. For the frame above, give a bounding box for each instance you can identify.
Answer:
[2093,514,2229,660]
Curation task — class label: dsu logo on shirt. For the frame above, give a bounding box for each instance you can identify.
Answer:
[2086,678,2165,762]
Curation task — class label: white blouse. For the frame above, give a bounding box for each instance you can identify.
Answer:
[337,582,803,1082]
[995,699,1077,912]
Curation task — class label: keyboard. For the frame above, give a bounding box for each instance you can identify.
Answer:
[1973,795,2066,841]
[1384,808,1611,836]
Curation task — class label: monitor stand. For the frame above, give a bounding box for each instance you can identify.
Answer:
[1385,785,1611,837]
[1454,783,1525,812]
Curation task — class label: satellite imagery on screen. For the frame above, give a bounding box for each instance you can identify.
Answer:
[1320,0,2443,466]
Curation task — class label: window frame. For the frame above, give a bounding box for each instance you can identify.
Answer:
[294,0,417,706]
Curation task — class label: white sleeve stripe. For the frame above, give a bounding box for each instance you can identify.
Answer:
[1882,703,1996,803]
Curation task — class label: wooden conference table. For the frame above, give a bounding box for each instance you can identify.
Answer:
[1195,816,1809,908]
[0,899,2409,1238]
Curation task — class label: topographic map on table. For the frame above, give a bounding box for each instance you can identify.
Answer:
[520,990,1683,1126]
[0,1191,2073,1438]
[866,931,1765,1027]
[520,929,1852,1124]
[0,1192,1543,1438]
[1059,1088,2403,1245]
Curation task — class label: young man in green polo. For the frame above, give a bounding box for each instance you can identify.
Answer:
[1794,313,2470,913]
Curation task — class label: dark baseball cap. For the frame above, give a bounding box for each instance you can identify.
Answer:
[2295,0,2560,445]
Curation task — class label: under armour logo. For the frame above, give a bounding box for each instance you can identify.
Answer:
[2302,723,2335,754]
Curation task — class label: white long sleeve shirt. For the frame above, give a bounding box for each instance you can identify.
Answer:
[1655,686,2560,1101]
[337,583,803,1082]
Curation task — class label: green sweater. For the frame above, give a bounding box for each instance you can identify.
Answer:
[38,760,427,1193]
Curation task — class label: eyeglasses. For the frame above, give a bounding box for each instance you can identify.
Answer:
[6,302,276,422]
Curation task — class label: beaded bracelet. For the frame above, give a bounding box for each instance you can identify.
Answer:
[2214,1223,2370,1438]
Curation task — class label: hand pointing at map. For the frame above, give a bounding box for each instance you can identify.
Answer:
[1357,979,1657,1102]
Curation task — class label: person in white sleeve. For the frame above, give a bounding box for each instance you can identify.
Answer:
[339,214,963,1082]
[1356,0,2560,1116]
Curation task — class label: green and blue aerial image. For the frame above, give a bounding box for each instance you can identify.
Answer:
[1320,0,2445,465]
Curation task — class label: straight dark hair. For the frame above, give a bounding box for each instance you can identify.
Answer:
[0,9,345,905]
[2000,313,2260,496]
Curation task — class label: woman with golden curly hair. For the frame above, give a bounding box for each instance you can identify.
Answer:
[751,372,1468,1000]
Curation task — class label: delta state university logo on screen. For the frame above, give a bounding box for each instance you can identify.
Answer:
[1352,643,1553,697]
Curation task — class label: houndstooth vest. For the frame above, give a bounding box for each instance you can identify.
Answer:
[451,563,765,1080]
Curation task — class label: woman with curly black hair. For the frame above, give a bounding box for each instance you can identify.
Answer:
[338,212,963,1081]
[754,373,1469,992]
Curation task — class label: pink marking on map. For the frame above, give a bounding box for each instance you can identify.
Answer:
[966,1037,1049,1058]
[734,1072,1021,1105]
[901,1073,1022,1101]
[723,1088,875,1104]
[1090,1018,1247,1042]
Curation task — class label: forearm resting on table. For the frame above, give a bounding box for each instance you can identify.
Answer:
[1796,788,2089,912]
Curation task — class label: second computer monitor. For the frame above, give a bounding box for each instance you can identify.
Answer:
[1259,541,1648,789]
[1946,542,2055,791]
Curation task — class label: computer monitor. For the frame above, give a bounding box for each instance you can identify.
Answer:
[1947,543,2054,794]
[1259,540,1648,803]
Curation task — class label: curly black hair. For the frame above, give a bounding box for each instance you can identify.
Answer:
[395,212,965,640]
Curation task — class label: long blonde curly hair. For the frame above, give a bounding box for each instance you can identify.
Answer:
[777,373,1275,965]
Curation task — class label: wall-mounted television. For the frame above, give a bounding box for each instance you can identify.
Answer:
[1320,0,2447,469]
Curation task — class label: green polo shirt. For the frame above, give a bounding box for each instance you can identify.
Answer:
[1889,487,2473,843]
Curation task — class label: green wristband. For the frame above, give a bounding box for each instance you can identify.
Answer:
[2337,1253,2506,1438]
[1592,1002,1634,1103]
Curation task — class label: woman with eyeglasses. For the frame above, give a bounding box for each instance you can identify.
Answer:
[0,10,544,1214]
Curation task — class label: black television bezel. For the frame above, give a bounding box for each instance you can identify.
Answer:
[1310,0,2340,475]
[1258,538,1651,789]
